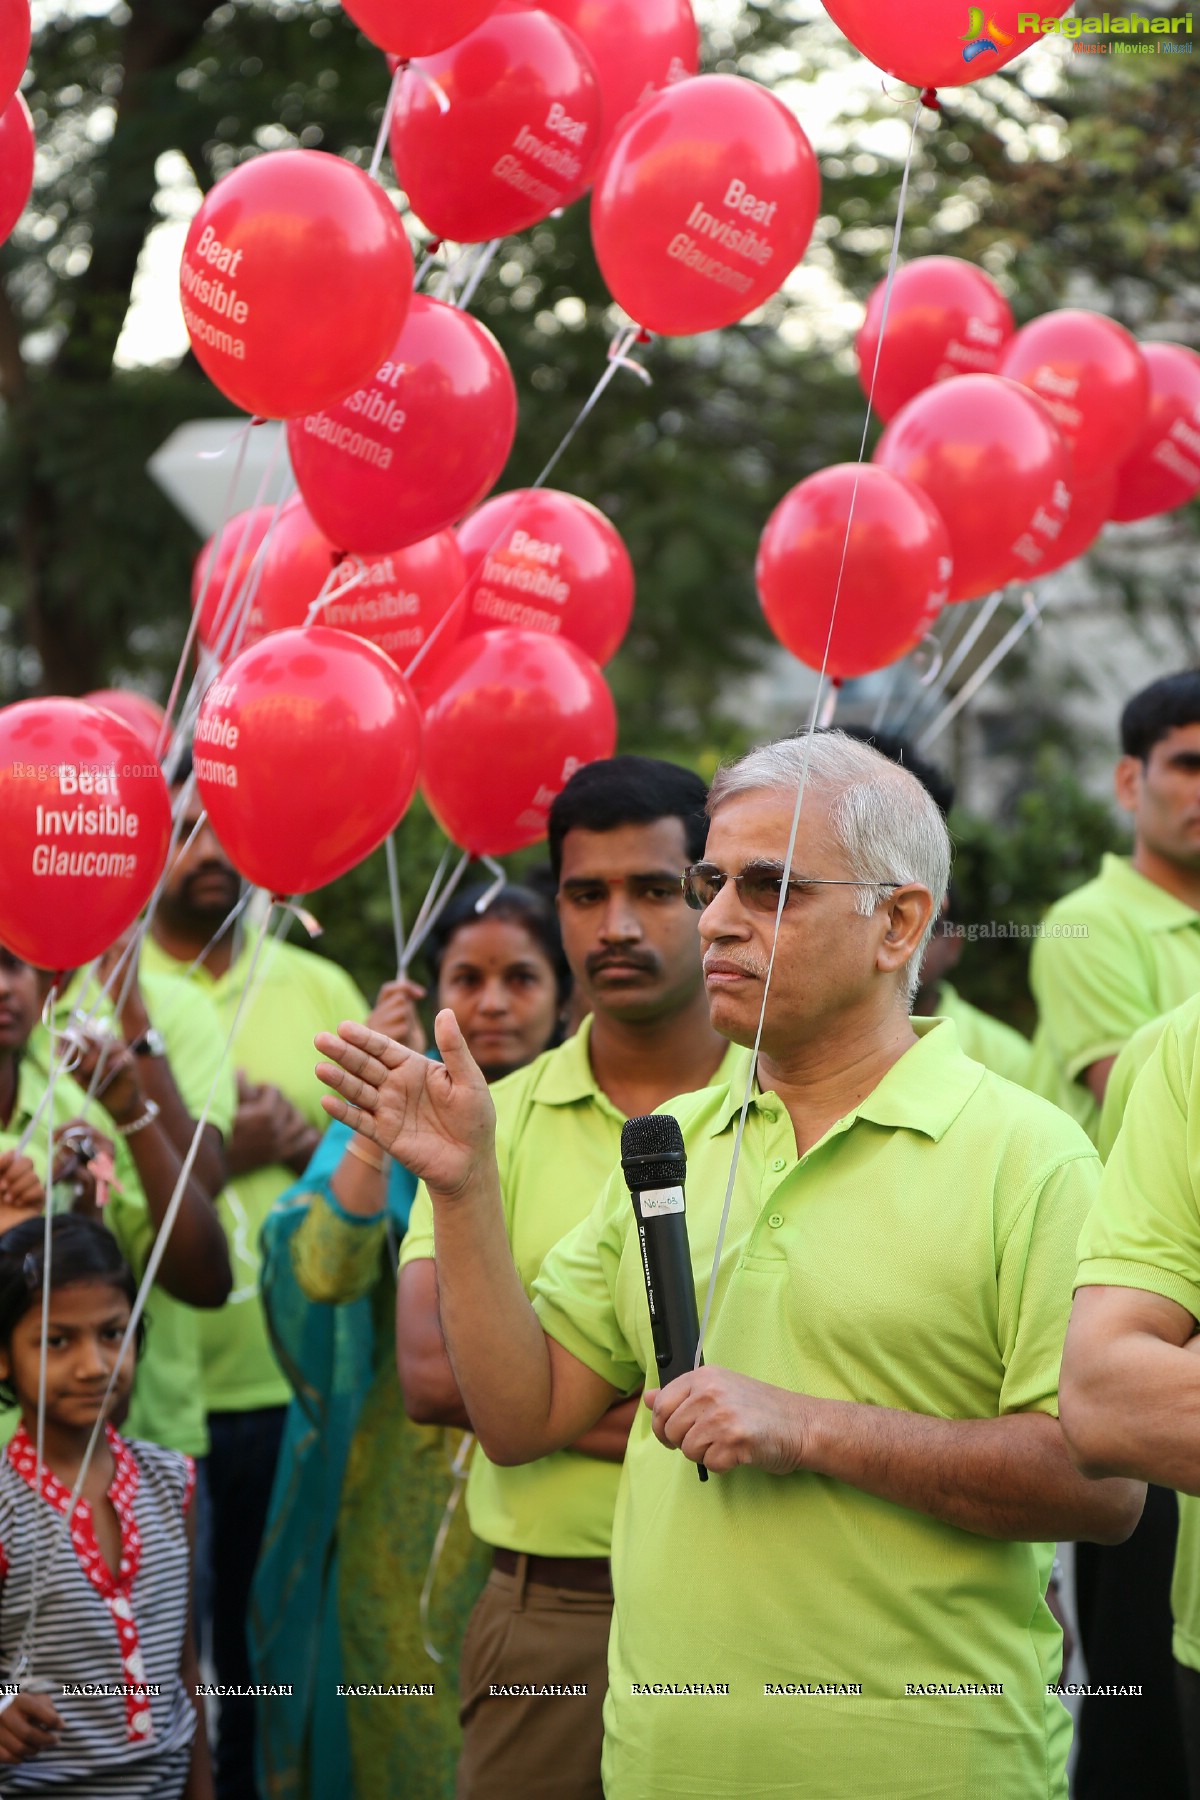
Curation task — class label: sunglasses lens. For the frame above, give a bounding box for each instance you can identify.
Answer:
[683,870,716,910]
[742,872,785,913]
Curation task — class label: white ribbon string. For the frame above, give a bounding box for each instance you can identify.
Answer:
[385,834,407,979]
[693,94,928,1371]
[400,850,472,973]
[916,589,1048,751]
[418,1431,475,1664]
[894,588,1005,736]
[26,986,62,1669]
[369,62,405,183]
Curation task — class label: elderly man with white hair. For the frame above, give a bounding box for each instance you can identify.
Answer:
[316,731,1142,1800]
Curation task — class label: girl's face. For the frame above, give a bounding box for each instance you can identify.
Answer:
[0,1281,134,1431]
[437,918,562,1081]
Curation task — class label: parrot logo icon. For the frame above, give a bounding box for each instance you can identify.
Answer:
[961,7,1016,60]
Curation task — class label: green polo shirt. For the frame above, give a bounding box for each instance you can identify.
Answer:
[531,1018,1095,1800]
[141,931,367,1412]
[1029,853,1200,1142]
[935,982,1035,1089]
[1075,992,1200,1676]
[35,967,239,1456]
[400,1016,741,1558]
[1095,1009,1178,1161]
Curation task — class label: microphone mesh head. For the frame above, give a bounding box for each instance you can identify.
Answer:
[621,1113,686,1189]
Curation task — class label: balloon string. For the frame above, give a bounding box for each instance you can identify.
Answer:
[418,1430,475,1664]
[400,850,471,973]
[13,904,277,1678]
[385,833,407,978]
[456,238,501,312]
[916,589,1047,751]
[407,845,452,949]
[23,985,62,1678]
[694,93,928,1372]
[402,321,652,688]
[304,559,366,626]
[894,588,1005,735]
[474,856,507,913]
[368,62,405,183]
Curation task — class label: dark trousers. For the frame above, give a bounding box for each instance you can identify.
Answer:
[206,1405,287,1800]
[1176,1662,1200,1800]
[1074,1483,1188,1799]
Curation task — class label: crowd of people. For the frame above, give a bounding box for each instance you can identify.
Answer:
[0,671,1199,1798]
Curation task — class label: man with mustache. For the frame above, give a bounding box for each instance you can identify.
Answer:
[324,732,1141,1800]
[396,755,738,1800]
[142,748,367,1800]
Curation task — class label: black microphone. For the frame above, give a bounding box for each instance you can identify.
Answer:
[621,1113,708,1483]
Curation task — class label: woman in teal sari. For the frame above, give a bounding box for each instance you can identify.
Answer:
[251,886,570,1800]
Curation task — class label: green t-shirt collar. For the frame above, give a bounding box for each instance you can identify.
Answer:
[1099,852,1200,933]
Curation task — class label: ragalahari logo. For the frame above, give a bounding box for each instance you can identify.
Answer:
[961,8,1016,62]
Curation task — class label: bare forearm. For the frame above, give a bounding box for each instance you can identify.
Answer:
[330,1150,388,1220]
[130,1063,226,1200]
[804,1397,1142,1544]
[431,1173,564,1464]
[1061,1332,1200,1491]
[571,1396,639,1462]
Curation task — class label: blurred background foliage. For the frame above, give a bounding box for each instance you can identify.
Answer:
[0,0,1194,1018]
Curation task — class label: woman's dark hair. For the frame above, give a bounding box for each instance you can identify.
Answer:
[0,1215,143,1409]
[421,883,572,1012]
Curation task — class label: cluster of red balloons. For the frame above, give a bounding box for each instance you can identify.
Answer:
[0,0,33,249]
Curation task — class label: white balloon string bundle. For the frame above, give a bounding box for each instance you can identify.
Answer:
[11,906,277,1681]
[693,94,929,1370]
[893,588,1005,736]
[385,832,407,977]
[917,588,1047,751]
[419,1430,476,1665]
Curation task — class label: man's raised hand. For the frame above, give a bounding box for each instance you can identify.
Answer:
[315,1007,496,1199]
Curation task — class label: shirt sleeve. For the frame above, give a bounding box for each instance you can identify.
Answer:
[1077,1020,1200,1319]
[996,1149,1102,1418]
[148,979,238,1142]
[531,1170,643,1397]
[1030,905,1156,1084]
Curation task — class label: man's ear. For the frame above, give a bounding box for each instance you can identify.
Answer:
[1114,755,1143,817]
[875,885,934,977]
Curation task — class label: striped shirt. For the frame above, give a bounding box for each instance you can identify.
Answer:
[0,1424,196,1795]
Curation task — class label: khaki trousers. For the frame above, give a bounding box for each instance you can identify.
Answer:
[455,1561,613,1800]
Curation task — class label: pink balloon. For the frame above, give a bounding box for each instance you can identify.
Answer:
[457,489,634,666]
[288,297,517,556]
[179,149,414,419]
[0,91,33,246]
[856,257,1014,423]
[343,0,499,58]
[0,0,29,114]
[538,0,698,155]
[1110,343,1200,523]
[999,310,1150,484]
[389,6,603,243]
[874,374,1071,603]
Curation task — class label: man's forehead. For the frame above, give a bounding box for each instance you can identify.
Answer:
[558,816,691,880]
[706,787,837,860]
[1154,723,1200,760]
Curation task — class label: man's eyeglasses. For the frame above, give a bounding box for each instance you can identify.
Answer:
[681,862,901,915]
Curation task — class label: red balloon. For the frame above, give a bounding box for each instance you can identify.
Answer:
[999,310,1149,485]
[343,0,498,58]
[0,0,29,113]
[0,700,172,969]
[0,91,33,247]
[756,466,951,680]
[539,0,698,155]
[421,629,616,855]
[874,374,1071,603]
[389,7,602,243]
[83,690,170,759]
[821,0,1071,90]
[288,297,517,556]
[1008,468,1116,580]
[192,506,278,655]
[193,628,422,895]
[856,257,1014,423]
[1110,343,1200,524]
[590,75,820,337]
[179,149,414,420]
[457,489,634,666]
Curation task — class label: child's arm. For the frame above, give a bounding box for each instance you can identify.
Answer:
[181,1503,214,1800]
[0,1689,64,1764]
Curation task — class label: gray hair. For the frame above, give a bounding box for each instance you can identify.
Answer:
[707,730,951,1006]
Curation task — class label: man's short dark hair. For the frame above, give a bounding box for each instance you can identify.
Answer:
[833,726,956,819]
[548,756,709,881]
[1121,672,1200,762]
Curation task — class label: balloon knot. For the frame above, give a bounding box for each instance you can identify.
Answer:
[831,676,845,690]
[636,329,654,345]
[919,87,942,111]
[427,238,443,255]
[249,415,267,427]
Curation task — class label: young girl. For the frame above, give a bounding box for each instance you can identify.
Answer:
[0,1215,211,1798]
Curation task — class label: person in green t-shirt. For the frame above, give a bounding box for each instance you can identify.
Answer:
[321,731,1143,1800]
[1062,992,1200,1799]
[145,754,367,1800]
[397,757,736,1800]
[1030,670,1200,1800]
